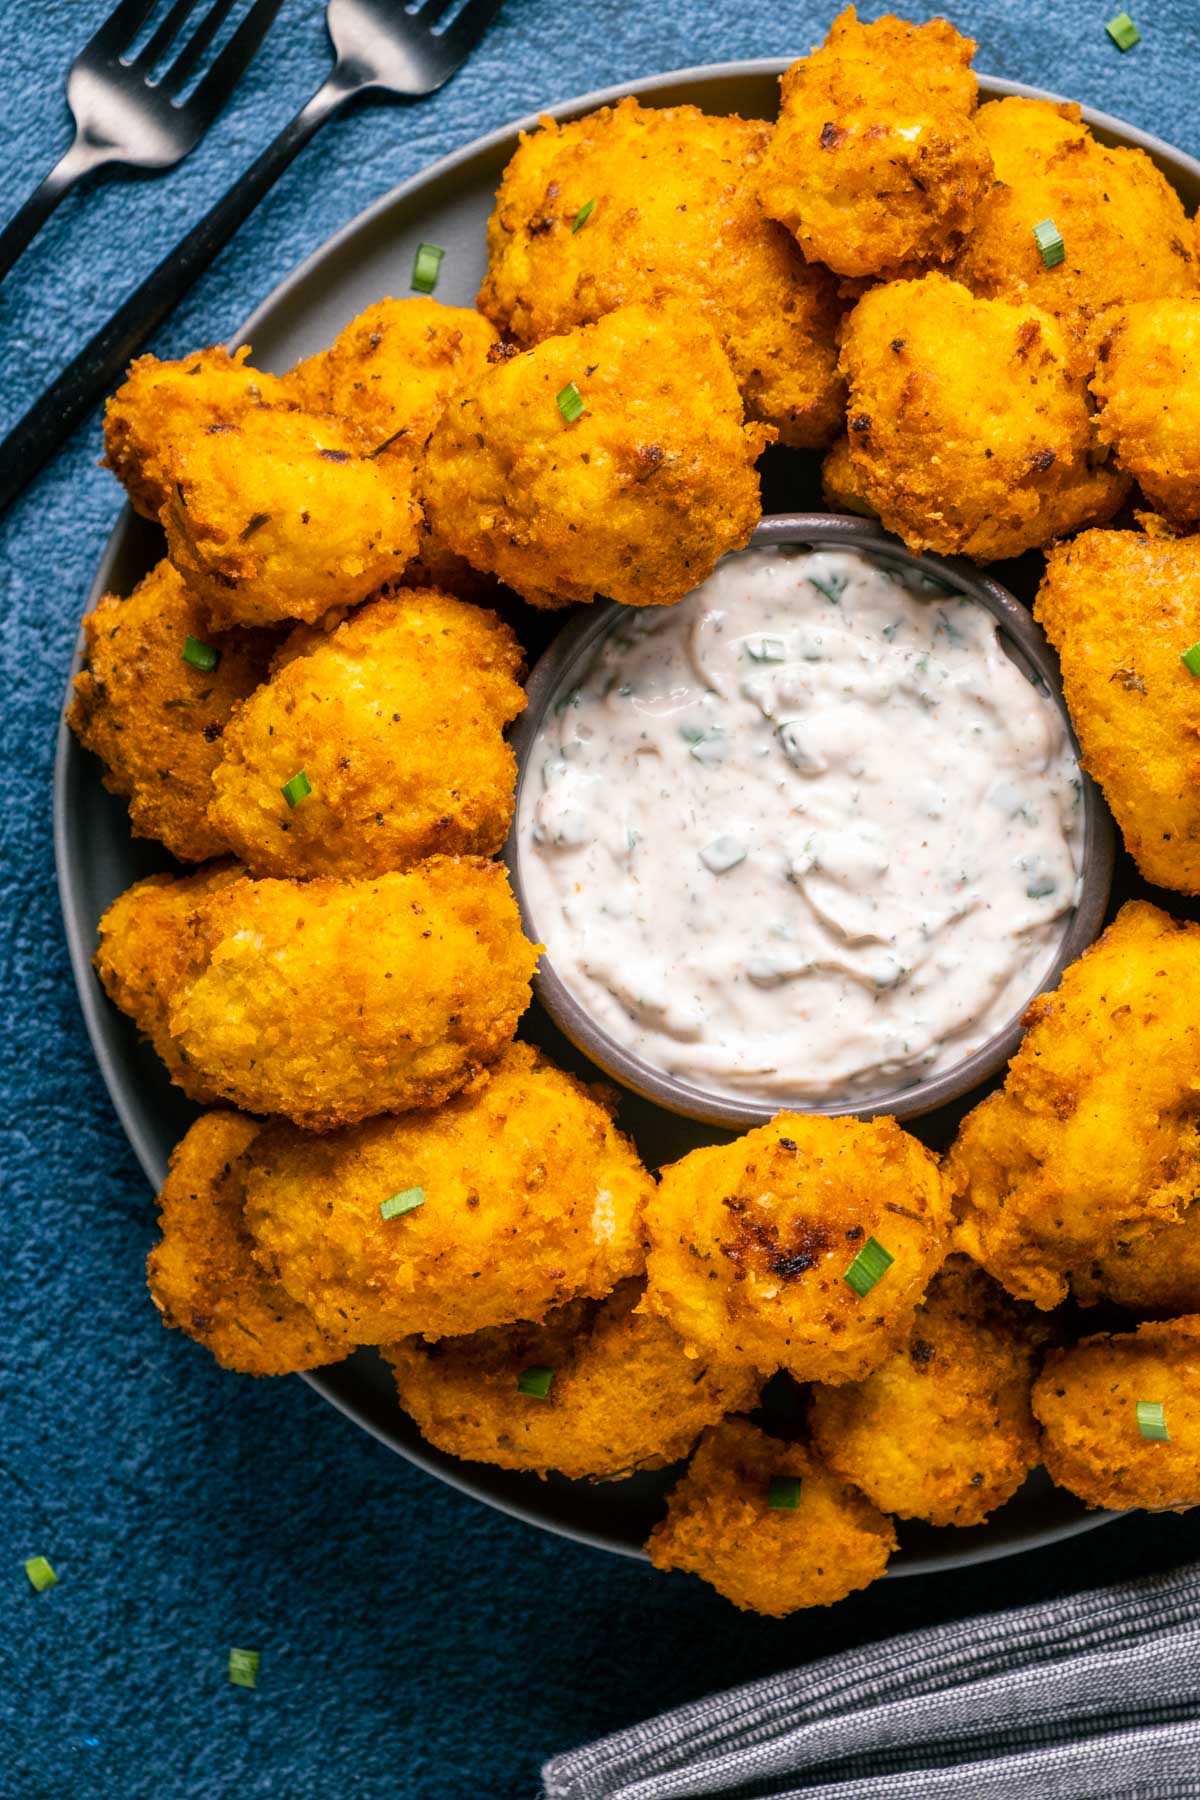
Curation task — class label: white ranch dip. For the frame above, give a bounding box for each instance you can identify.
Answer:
[518,547,1083,1106]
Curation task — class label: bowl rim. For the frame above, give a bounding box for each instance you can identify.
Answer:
[503,512,1116,1129]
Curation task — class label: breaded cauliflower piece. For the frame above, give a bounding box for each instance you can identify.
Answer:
[953,99,1199,369]
[808,1256,1045,1527]
[1033,1316,1200,1512]
[756,7,991,281]
[1072,1204,1200,1319]
[94,862,242,1102]
[835,271,1128,561]
[422,301,772,610]
[1033,527,1200,893]
[384,1278,760,1481]
[147,1112,346,1376]
[819,435,877,517]
[103,345,294,520]
[1091,301,1200,523]
[242,1041,652,1342]
[644,1113,949,1385]
[948,902,1200,1311]
[477,97,844,450]
[208,588,525,879]
[164,858,536,1129]
[284,297,497,455]
[162,407,422,629]
[68,559,273,863]
[646,1416,896,1614]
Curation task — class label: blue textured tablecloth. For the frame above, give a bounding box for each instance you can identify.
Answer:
[3,4,1200,1796]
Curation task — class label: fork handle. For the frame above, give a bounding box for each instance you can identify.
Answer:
[0,65,361,517]
[0,137,103,287]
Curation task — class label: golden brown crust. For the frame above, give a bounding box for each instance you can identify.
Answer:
[1034,527,1200,894]
[1091,301,1200,522]
[643,1112,949,1384]
[1033,1316,1200,1512]
[646,1416,896,1614]
[1072,1203,1200,1318]
[242,1041,653,1342]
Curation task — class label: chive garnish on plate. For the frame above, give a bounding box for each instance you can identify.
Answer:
[572,199,595,233]
[1180,642,1200,677]
[844,1236,894,1297]
[182,635,220,673]
[557,382,585,424]
[411,242,445,293]
[228,1648,260,1689]
[280,770,311,808]
[1032,219,1065,268]
[518,1366,555,1399]
[24,1556,57,1592]
[1136,1400,1169,1442]
[1105,12,1140,50]
[380,1187,425,1221]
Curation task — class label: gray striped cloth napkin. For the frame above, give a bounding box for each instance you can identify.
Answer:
[542,1560,1200,1799]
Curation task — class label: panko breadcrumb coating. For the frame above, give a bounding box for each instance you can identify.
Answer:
[756,7,991,281]
[94,862,242,1103]
[1034,528,1200,894]
[68,559,273,863]
[208,588,525,879]
[1033,1316,1200,1512]
[147,1113,346,1376]
[477,97,844,450]
[103,346,293,520]
[646,1416,896,1615]
[808,1256,1045,1527]
[644,1113,949,1385]
[162,407,422,629]
[384,1278,760,1481]
[835,271,1128,561]
[949,902,1200,1311]
[952,98,1199,369]
[284,297,497,456]
[242,1041,652,1343]
[422,301,772,610]
[1091,301,1200,523]
[165,858,536,1129]
[1072,1204,1200,1318]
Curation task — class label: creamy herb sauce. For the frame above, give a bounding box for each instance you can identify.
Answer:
[518,548,1083,1105]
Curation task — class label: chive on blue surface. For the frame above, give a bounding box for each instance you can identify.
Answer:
[844,1237,894,1298]
[1181,642,1200,677]
[380,1187,425,1221]
[24,1556,57,1592]
[228,1648,260,1690]
[1137,1400,1169,1442]
[1033,218,1065,268]
[181,635,219,673]
[557,382,585,424]
[768,1476,801,1510]
[411,242,445,293]
[518,1366,555,1399]
[1106,12,1141,49]
[572,199,595,233]
[281,770,311,808]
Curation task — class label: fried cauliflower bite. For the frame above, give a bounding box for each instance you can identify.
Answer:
[1072,1204,1200,1318]
[384,1278,760,1481]
[162,407,422,630]
[1091,302,1200,523]
[94,863,242,1103]
[949,902,1200,1312]
[242,1042,652,1343]
[1033,528,1200,894]
[952,99,1199,369]
[477,97,844,451]
[756,7,991,281]
[207,588,525,879]
[147,1113,346,1376]
[284,297,497,455]
[1033,1317,1200,1512]
[835,271,1128,561]
[644,1114,949,1385]
[102,346,294,520]
[68,559,273,863]
[164,858,536,1130]
[808,1257,1045,1527]
[646,1417,896,1615]
[422,301,772,610]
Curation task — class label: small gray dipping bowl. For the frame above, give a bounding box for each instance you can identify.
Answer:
[504,512,1115,1127]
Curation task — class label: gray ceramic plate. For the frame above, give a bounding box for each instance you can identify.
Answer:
[57,59,1200,1575]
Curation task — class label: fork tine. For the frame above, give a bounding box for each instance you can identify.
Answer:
[83,0,158,59]
[135,0,205,71]
[181,0,283,115]
[158,0,236,93]
[441,0,505,54]
[411,0,463,26]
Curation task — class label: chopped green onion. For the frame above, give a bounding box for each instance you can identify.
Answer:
[844,1236,894,1297]
[1106,12,1140,50]
[280,770,311,808]
[24,1556,57,1593]
[1032,218,1065,269]
[380,1186,425,1221]
[182,635,220,673]
[808,573,847,605]
[557,382,585,424]
[228,1648,260,1689]
[700,836,746,875]
[572,199,596,233]
[747,636,786,663]
[1136,1400,1169,1442]
[768,1476,801,1510]
[1181,642,1200,677]
[411,242,445,294]
[518,1365,555,1399]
